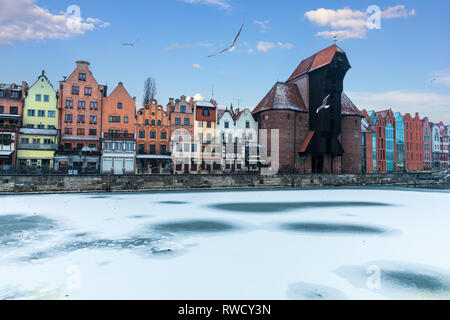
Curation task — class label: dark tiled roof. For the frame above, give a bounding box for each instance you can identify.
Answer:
[252,82,307,115]
[288,45,346,81]
[341,92,363,117]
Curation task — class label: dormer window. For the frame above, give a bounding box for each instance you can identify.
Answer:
[117,103,122,109]
[180,105,186,113]
[202,109,210,116]
[79,73,86,81]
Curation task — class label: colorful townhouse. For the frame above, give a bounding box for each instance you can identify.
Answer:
[431,122,441,171]
[54,61,107,173]
[168,96,195,173]
[422,117,433,170]
[17,71,58,169]
[393,112,405,172]
[193,100,221,173]
[403,113,423,171]
[135,99,171,173]
[0,82,27,169]
[217,106,259,172]
[437,122,449,169]
[361,118,374,173]
[100,82,136,174]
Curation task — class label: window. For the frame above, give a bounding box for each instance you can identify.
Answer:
[202,109,210,116]
[84,87,92,96]
[151,120,155,126]
[90,102,98,110]
[21,138,29,144]
[184,118,190,126]
[11,91,19,99]
[27,109,36,116]
[76,144,83,150]
[43,139,52,145]
[89,115,97,124]
[138,144,145,154]
[48,111,56,117]
[72,86,79,94]
[124,117,128,123]
[0,106,3,113]
[225,122,229,129]
[246,121,250,129]
[77,128,85,136]
[117,103,122,109]
[10,107,18,115]
[38,110,45,117]
[157,120,161,126]
[77,115,85,123]
[149,144,156,154]
[37,124,45,129]
[48,125,56,129]
[26,124,34,128]
[31,138,40,145]
[198,121,203,128]
[65,100,73,108]
[89,129,97,136]
[160,145,167,154]
[65,114,73,122]
[109,116,120,123]
[35,94,42,101]
[89,144,96,149]
[79,73,86,81]
[145,119,149,125]
[0,91,3,98]
[64,128,72,135]
[180,105,186,113]
[150,131,156,139]
[175,118,181,125]
[207,121,211,128]
[161,131,167,139]
[78,101,86,109]
[139,131,145,138]
[44,95,49,102]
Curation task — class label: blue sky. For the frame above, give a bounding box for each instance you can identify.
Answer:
[1,0,449,122]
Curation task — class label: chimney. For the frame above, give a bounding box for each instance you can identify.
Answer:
[76,60,90,67]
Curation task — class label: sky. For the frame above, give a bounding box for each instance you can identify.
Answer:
[0,0,449,123]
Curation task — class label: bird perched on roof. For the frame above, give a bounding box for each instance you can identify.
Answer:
[207,23,244,58]
[122,38,139,47]
[316,94,331,114]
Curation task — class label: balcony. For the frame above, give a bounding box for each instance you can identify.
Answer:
[18,143,57,151]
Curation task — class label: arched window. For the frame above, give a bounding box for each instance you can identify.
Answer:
[145,119,149,125]
[151,120,155,126]
[157,120,161,126]
[150,131,156,139]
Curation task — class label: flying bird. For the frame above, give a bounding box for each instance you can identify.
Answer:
[316,94,331,114]
[430,78,436,83]
[122,38,139,47]
[207,23,244,58]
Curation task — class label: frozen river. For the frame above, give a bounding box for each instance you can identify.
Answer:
[1,187,450,300]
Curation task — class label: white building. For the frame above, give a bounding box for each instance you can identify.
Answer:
[100,132,136,174]
[217,107,259,172]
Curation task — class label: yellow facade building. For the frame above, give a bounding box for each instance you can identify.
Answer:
[17,71,59,169]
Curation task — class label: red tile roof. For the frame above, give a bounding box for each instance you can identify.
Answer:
[217,109,227,121]
[232,110,244,121]
[299,131,315,153]
[341,93,363,117]
[288,45,346,81]
[252,82,307,115]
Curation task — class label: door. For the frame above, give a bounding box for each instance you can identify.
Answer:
[113,158,123,175]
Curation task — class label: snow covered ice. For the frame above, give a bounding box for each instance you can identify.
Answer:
[1,187,450,300]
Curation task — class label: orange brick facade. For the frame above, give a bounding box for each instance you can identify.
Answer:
[59,61,106,150]
[102,82,136,135]
[403,113,424,171]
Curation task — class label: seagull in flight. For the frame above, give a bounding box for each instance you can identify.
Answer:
[122,38,139,47]
[207,23,244,58]
[316,94,331,114]
[430,78,436,83]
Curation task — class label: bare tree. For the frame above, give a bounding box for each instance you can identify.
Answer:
[143,77,157,105]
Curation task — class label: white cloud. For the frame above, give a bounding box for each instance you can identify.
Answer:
[166,43,192,50]
[255,41,294,53]
[277,42,294,49]
[347,90,450,123]
[254,19,270,33]
[192,63,201,69]
[305,5,415,41]
[248,48,255,54]
[193,93,204,101]
[0,0,109,46]
[256,41,276,52]
[180,0,231,10]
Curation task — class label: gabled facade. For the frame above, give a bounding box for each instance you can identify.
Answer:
[100,82,136,174]
[0,81,27,168]
[55,61,107,173]
[437,122,449,169]
[403,113,423,171]
[394,112,405,172]
[422,117,432,170]
[136,99,171,173]
[17,71,58,170]
[431,123,441,171]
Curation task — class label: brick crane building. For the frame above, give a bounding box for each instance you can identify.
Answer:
[252,45,363,173]
[55,61,107,173]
